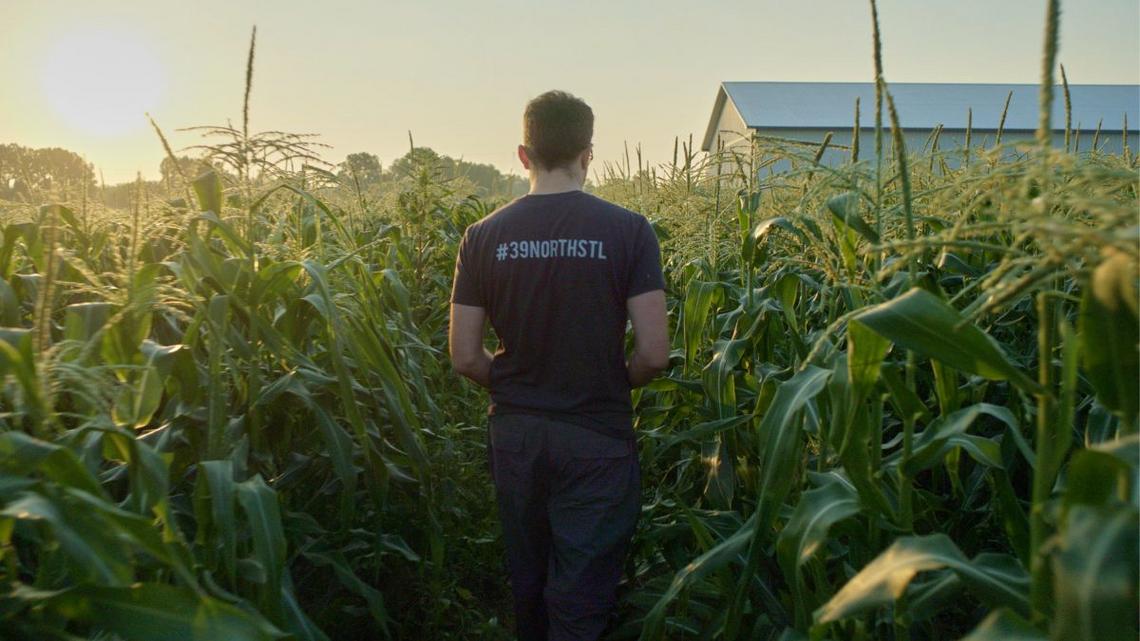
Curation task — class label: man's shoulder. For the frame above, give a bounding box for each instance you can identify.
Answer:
[578,193,653,234]
[580,192,639,217]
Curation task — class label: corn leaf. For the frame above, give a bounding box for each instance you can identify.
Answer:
[640,514,754,641]
[755,365,832,530]
[847,320,890,392]
[281,579,331,641]
[0,432,104,497]
[311,403,359,514]
[44,583,283,641]
[776,475,860,579]
[1050,506,1140,641]
[236,475,287,623]
[702,337,747,418]
[827,192,880,244]
[853,288,1041,393]
[747,216,801,267]
[814,534,1029,624]
[196,460,238,584]
[681,280,723,368]
[959,608,1045,641]
[62,302,114,343]
[1,491,134,584]
[895,403,1012,475]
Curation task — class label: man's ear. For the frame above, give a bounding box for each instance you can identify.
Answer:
[517,145,531,170]
[579,146,593,171]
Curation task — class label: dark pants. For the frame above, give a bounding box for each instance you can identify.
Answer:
[488,414,641,641]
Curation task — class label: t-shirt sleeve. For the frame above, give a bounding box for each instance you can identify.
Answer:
[451,227,484,306]
[626,217,666,298]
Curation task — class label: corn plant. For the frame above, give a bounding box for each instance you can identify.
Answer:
[612,2,1137,639]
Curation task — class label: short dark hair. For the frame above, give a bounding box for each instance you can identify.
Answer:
[523,91,594,170]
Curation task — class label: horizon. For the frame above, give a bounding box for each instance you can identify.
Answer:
[3,0,1138,184]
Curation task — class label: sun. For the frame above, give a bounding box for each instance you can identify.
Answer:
[39,26,165,137]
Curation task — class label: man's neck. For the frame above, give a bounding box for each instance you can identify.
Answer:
[528,167,585,195]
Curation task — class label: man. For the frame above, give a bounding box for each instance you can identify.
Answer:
[449,90,669,641]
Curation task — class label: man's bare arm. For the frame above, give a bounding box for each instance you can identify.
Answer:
[449,303,493,388]
[626,289,669,387]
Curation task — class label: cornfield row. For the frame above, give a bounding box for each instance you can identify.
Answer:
[1,1,1137,639]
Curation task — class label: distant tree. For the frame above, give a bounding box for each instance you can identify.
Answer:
[337,152,383,187]
[452,158,528,198]
[0,143,96,201]
[0,144,20,200]
[386,147,526,198]
[159,155,202,186]
[388,148,443,180]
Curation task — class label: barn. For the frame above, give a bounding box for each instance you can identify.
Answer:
[701,82,1140,167]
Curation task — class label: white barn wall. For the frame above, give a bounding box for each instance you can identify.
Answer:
[715,126,1138,175]
[710,104,749,154]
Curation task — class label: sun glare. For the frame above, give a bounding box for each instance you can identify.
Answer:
[39,27,164,137]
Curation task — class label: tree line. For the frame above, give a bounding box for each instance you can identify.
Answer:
[0,144,96,202]
[0,143,528,209]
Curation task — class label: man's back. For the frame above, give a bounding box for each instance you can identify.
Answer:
[451,190,662,439]
[447,89,668,641]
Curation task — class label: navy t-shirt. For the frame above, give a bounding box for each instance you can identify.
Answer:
[450,190,665,439]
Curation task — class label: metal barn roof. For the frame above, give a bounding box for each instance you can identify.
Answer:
[702,81,1140,151]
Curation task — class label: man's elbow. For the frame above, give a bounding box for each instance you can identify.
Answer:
[451,360,470,378]
[643,345,671,373]
[451,353,477,378]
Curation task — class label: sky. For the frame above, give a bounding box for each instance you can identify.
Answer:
[2,0,1138,184]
